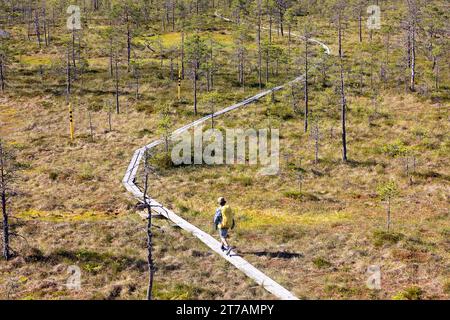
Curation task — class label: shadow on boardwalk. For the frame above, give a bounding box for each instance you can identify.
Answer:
[240,251,303,260]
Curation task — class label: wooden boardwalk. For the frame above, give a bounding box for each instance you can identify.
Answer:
[123,13,331,300]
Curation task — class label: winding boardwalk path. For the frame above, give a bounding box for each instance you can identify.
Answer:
[123,13,331,300]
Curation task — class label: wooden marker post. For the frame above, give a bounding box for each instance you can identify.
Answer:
[69,103,74,141]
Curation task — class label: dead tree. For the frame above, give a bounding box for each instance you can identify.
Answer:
[234,27,248,88]
[66,45,71,96]
[42,4,49,46]
[71,30,77,79]
[406,0,419,91]
[335,2,348,162]
[303,24,313,133]
[0,141,17,260]
[181,31,185,79]
[185,34,207,116]
[257,0,262,89]
[88,111,94,142]
[356,0,366,43]
[267,1,273,43]
[0,53,5,92]
[274,0,287,37]
[109,19,114,77]
[125,8,131,71]
[34,8,41,47]
[107,100,112,132]
[143,150,155,300]
[114,50,120,114]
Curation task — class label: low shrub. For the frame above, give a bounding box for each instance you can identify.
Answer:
[392,286,424,300]
[312,257,332,269]
[283,190,319,201]
[373,230,404,247]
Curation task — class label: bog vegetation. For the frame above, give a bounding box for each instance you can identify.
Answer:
[0,0,449,300]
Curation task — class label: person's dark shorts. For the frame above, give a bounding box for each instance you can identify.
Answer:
[219,228,229,239]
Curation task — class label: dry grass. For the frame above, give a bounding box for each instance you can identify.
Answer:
[0,5,449,300]
[0,217,270,300]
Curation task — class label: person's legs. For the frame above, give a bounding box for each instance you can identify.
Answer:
[219,228,230,250]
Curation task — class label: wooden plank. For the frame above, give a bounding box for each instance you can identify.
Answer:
[122,75,300,299]
[122,13,332,300]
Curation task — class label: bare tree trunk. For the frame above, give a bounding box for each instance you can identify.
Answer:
[434,59,439,90]
[88,111,94,142]
[257,0,262,89]
[314,123,319,165]
[27,7,32,41]
[181,31,185,79]
[338,15,348,162]
[386,197,391,232]
[34,8,41,47]
[1,190,9,260]
[145,199,154,300]
[269,13,272,43]
[43,7,48,46]
[0,57,5,92]
[108,102,112,132]
[265,47,269,83]
[193,64,198,115]
[126,11,131,71]
[407,0,418,91]
[143,154,155,301]
[172,0,175,31]
[279,7,284,37]
[406,30,411,69]
[287,24,291,73]
[358,8,362,43]
[109,20,114,77]
[304,34,309,133]
[66,46,71,95]
[340,63,348,162]
[0,143,10,260]
[209,39,214,89]
[410,25,416,91]
[338,18,343,58]
[115,52,120,114]
[71,30,77,79]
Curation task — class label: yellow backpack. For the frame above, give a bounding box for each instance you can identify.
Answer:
[219,205,234,229]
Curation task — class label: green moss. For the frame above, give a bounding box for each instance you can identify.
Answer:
[231,175,253,186]
[48,171,58,181]
[151,152,174,169]
[18,54,54,66]
[268,103,295,120]
[443,280,450,295]
[325,284,360,297]
[153,283,207,300]
[381,140,409,158]
[283,190,319,201]
[77,165,95,182]
[175,202,190,213]
[136,128,153,138]
[312,257,332,269]
[17,209,114,222]
[392,286,424,300]
[373,230,404,247]
[134,101,155,114]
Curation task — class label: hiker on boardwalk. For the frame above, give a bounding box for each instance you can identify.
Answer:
[213,197,235,253]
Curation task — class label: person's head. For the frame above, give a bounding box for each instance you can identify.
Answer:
[218,197,226,206]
